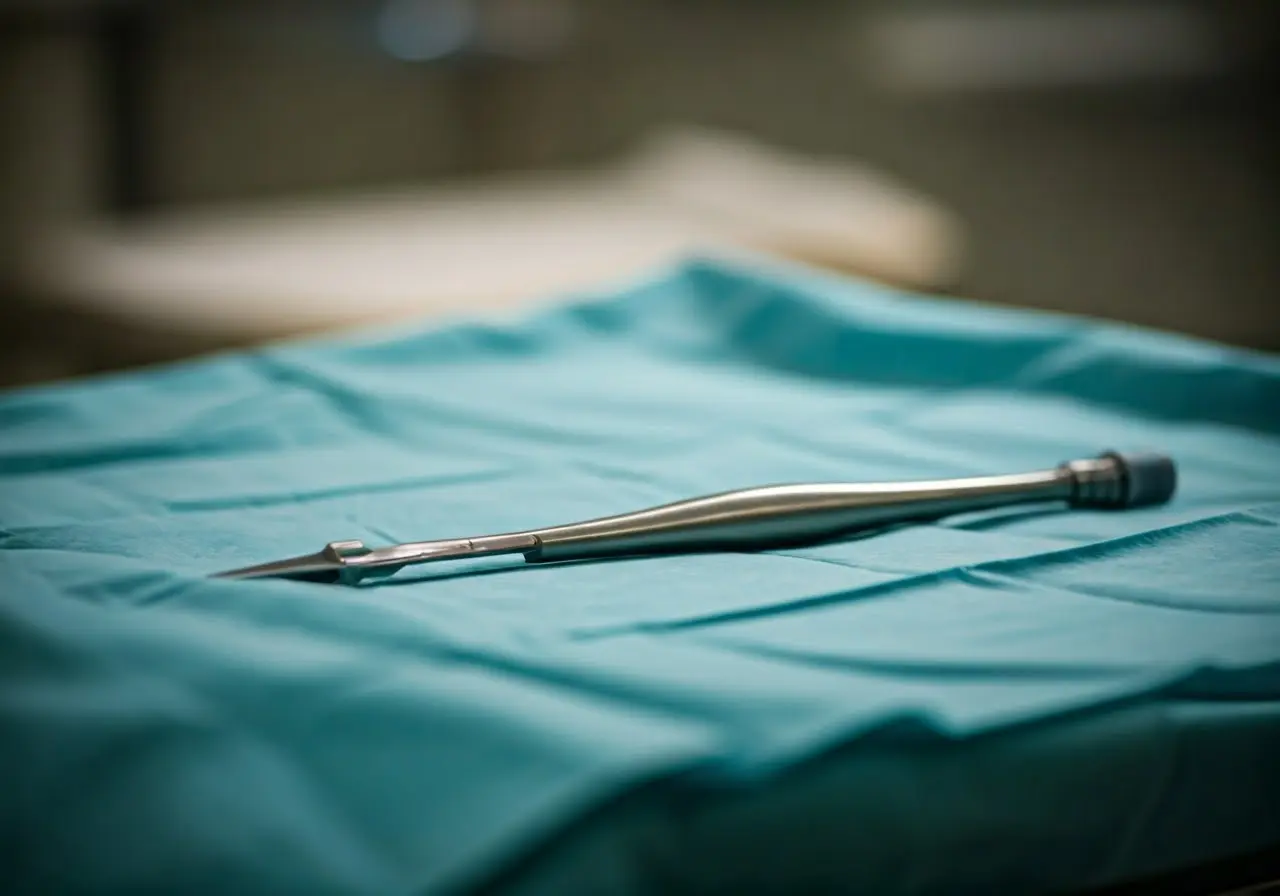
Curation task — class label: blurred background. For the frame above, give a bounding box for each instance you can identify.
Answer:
[2,0,1277,387]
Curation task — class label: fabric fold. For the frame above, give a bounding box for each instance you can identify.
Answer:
[2,255,1278,894]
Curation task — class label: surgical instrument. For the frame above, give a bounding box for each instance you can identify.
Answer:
[210,450,1175,585]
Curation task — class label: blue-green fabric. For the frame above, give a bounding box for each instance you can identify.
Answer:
[2,257,1278,894]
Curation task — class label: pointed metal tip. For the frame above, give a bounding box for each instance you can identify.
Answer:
[210,550,344,583]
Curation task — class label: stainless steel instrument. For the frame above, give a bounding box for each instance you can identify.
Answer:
[210,451,1176,585]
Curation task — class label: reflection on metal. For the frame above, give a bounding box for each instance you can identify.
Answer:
[211,452,1176,584]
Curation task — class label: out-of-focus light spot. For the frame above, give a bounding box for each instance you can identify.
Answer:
[376,0,474,62]
[856,3,1221,94]
[480,0,576,59]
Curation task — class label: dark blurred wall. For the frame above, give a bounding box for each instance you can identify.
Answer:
[3,0,1277,353]
[1,17,102,282]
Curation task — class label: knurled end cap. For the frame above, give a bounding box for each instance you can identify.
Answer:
[1104,451,1177,507]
